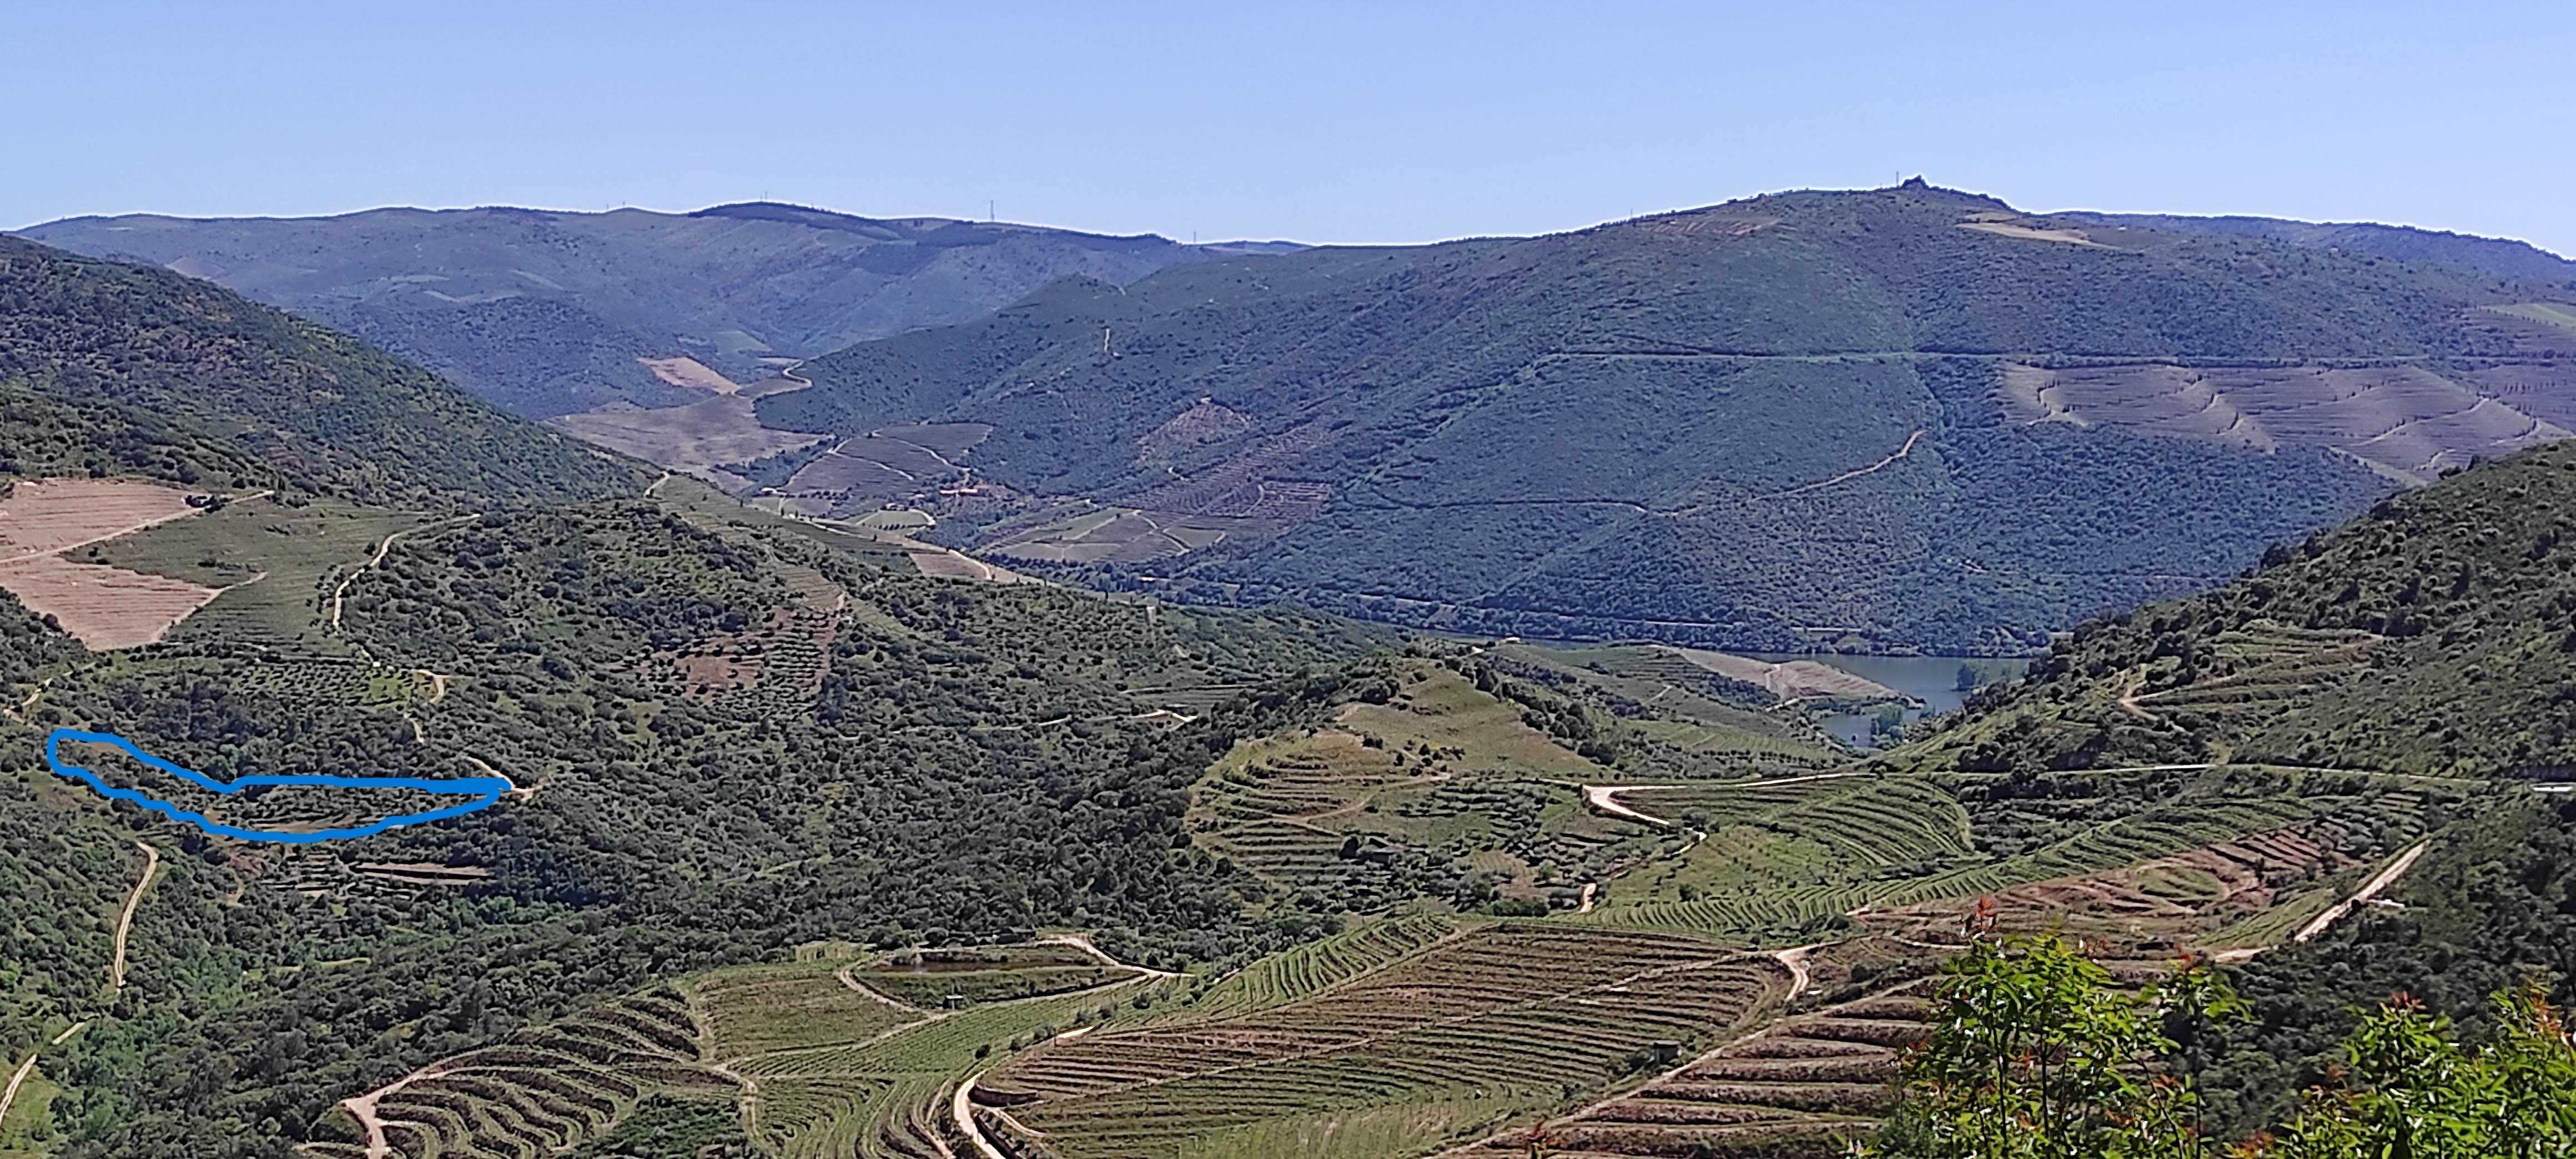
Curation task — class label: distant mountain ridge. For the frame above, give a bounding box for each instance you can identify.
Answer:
[2054,210,2576,285]
[758,183,2576,653]
[0,235,641,507]
[17,202,1257,417]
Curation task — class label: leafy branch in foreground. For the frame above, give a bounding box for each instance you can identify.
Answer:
[2251,980,2576,1158]
[1871,931,2576,1158]
[1870,927,2243,1159]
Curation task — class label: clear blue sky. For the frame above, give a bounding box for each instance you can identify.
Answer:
[10,0,2572,255]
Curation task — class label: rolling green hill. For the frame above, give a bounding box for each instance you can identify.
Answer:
[761,183,2576,653]
[1894,439,2576,779]
[17,204,1253,417]
[1876,444,2576,1136]
[0,482,1387,1158]
[0,236,643,508]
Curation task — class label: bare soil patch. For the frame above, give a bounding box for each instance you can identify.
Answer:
[1657,646,1899,702]
[987,506,1272,565]
[1958,220,2111,247]
[0,554,225,648]
[909,550,1035,584]
[1989,361,2570,482]
[1139,398,1252,458]
[0,478,207,562]
[639,355,744,395]
[550,396,824,485]
[1857,826,2361,951]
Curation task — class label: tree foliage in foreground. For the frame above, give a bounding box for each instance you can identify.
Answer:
[1875,935,2576,1158]
[1873,932,2242,1158]
[2256,981,2576,1158]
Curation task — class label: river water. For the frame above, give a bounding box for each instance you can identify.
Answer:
[1745,653,2032,749]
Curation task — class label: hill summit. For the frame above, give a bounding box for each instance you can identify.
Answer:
[18,203,1232,416]
[756,184,2576,652]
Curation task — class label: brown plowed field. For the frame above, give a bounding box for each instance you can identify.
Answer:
[0,478,228,648]
[0,555,223,648]
[0,478,205,561]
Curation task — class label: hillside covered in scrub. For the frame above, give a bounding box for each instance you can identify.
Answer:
[0,266,1377,1156]
[1898,440,2576,779]
[762,182,2576,653]
[18,204,1244,417]
[0,236,643,507]
[1873,444,2576,1135]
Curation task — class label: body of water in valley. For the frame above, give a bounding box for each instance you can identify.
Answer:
[1747,653,2033,749]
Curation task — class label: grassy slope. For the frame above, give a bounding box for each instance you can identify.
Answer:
[766,184,2558,652]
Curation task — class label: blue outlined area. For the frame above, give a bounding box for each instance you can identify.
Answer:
[43,728,509,844]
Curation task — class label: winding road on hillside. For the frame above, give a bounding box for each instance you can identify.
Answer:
[1582,784,1683,826]
[329,517,471,632]
[1582,771,1871,828]
[109,841,160,991]
[2295,841,2431,944]
[0,1023,86,1132]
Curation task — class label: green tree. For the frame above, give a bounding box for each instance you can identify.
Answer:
[1871,934,2241,1159]
[1877,935,2576,1158]
[2252,980,2576,1158]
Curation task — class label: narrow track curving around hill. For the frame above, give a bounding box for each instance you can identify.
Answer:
[109,841,160,991]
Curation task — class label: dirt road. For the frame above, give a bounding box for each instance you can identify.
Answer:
[340,1059,462,1159]
[1769,429,1925,498]
[952,1076,1008,1159]
[1039,932,1179,979]
[330,516,472,632]
[2295,841,2430,944]
[110,841,160,991]
[1,1024,87,1141]
[1582,784,1684,826]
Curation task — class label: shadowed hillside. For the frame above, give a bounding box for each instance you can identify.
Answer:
[0,235,642,507]
[19,203,1253,417]
[2056,210,2576,285]
[761,183,2576,653]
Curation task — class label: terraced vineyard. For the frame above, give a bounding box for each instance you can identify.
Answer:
[87,498,425,649]
[848,943,1130,1008]
[685,959,923,1058]
[1174,914,1457,1019]
[1189,663,1666,912]
[1482,642,1847,772]
[1483,969,1939,1157]
[1577,766,2463,947]
[273,759,2471,1159]
[1578,775,1978,940]
[2126,622,2381,721]
[742,974,1188,1159]
[302,988,729,1159]
[295,943,1175,1159]
[1853,824,2368,950]
[972,924,1791,1159]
